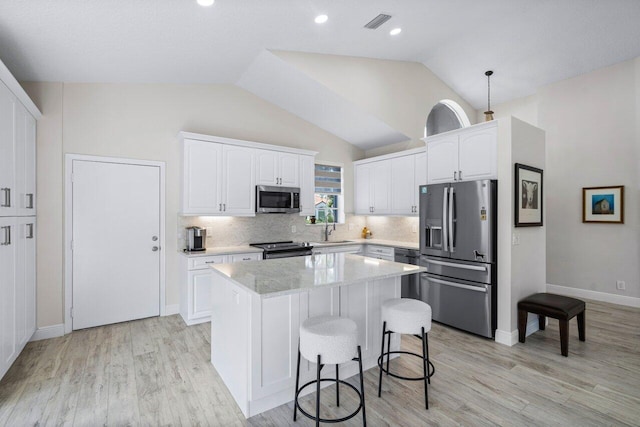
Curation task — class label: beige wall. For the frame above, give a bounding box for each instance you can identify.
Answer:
[490,58,640,299]
[23,82,364,328]
[274,51,477,158]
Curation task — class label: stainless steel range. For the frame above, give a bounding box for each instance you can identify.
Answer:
[250,241,313,259]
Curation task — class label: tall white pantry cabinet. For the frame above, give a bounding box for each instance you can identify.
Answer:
[0,62,40,381]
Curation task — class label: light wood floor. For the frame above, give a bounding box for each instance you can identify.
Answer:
[1,299,639,426]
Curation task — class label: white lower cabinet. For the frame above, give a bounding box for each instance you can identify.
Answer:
[0,217,36,381]
[312,244,363,255]
[180,252,262,325]
[239,277,400,416]
[364,244,395,261]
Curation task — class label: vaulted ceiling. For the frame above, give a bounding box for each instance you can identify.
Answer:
[1,0,639,109]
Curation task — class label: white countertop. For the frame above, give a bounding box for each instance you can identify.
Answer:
[180,239,418,257]
[180,245,264,257]
[210,253,426,298]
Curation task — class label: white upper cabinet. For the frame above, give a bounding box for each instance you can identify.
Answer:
[355,148,426,216]
[256,150,299,187]
[299,155,315,216]
[426,121,497,184]
[0,82,16,217]
[182,140,222,214]
[354,160,391,215]
[182,141,254,215]
[222,145,255,215]
[180,132,316,216]
[16,104,36,215]
[457,125,497,181]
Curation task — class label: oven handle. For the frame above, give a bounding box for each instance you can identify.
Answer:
[421,274,487,293]
[424,258,487,272]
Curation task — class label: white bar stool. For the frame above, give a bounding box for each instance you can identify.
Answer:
[377,298,435,409]
[294,315,367,426]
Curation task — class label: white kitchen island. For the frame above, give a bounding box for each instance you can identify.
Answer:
[209,253,426,418]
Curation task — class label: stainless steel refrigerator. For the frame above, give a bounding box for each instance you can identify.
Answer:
[419,180,497,338]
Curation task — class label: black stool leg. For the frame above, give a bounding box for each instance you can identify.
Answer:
[293,343,301,421]
[421,327,429,410]
[378,321,387,397]
[386,329,391,375]
[336,364,340,407]
[316,354,321,427]
[577,310,586,341]
[357,345,367,427]
[425,331,431,385]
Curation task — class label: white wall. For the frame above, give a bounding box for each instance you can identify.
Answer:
[274,51,477,158]
[490,58,640,300]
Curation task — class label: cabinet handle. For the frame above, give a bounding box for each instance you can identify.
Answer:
[223,203,226,211]
[242,257,251,261]
[1,188,10,207]
[219,203,222,211]
[27,223,34,239]
[205,261,217,264]
[453,171,457,181]
[1,226,11,245]
[459,170,462,180]
[27,193,34,209]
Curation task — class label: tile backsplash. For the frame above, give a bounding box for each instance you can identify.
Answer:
[178,214,419,249]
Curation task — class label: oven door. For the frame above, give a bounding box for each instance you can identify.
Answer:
[256,185,300,213]
[264,249,312,259]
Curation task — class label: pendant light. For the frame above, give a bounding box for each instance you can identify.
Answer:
[484,70,494,121]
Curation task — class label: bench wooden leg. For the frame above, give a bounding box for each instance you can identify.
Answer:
[518,309,528,343]
[538,315,546,330]
[559,320,569,357]
[577,310,586,342]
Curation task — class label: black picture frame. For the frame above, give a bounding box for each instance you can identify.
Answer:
[515,163,543,227]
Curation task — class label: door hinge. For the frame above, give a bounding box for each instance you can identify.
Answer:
[70,240,74,251]
[70,173,74,183]
[70,307,74,318]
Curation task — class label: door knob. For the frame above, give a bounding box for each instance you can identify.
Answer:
[152,236,158,241]
[152,246,159,252]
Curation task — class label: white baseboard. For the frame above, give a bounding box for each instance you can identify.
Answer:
[30,324,65,342]
[495,317,540,347]
[494,329,518,346]
[546,283,640,308]
[164,304,180,316]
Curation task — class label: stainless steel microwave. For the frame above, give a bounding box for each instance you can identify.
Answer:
[256,185,301,213]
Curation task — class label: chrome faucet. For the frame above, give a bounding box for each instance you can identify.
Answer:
[324,221,336,242]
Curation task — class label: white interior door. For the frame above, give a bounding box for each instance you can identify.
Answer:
[72,160,161,330]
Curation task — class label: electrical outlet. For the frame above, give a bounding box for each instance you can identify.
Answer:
[616,280,626,290]
[349,223,355,231]
[411,224,418,233]
[291,225,296,233]
[205,227,213,235]
[512,233,521,246]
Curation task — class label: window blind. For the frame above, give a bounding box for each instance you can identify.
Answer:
[314,164,342,194]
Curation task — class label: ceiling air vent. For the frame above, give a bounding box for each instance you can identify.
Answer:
[364,14,392,29]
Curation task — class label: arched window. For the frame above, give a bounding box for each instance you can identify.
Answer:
[424,99,471,137]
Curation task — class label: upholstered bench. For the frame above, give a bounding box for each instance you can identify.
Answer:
[517,293,585,357]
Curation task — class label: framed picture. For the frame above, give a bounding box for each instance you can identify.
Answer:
[515,163,543,227]
[582,186,624,223]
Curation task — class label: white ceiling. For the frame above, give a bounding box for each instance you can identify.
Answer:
[1,0,639,109]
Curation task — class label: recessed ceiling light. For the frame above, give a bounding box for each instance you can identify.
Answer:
[197,0,215,7]
[315,14,328,24]
[390,28,402,36]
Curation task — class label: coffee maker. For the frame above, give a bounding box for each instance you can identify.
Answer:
[185,226,207,252]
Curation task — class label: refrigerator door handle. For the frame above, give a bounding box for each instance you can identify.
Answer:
[448,187,455,251]
[442,187,448,251]
[425,258,487,272]
[421,274,487,293]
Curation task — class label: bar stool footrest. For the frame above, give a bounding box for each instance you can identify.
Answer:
[295,378,364,424]
[377,350,435,381]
